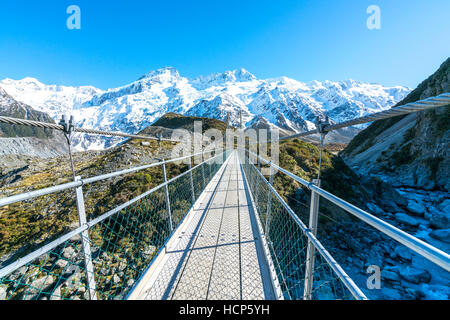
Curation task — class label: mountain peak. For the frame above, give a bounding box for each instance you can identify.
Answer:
[138,67,181,81]
[228,68,256,81]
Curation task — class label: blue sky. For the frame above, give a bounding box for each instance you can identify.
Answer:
[0,0,449,90]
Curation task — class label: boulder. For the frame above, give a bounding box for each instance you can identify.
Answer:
[381,270,400,282]
[24,276,55,300]
[429,229,450,243]
[55,259,69,269]
[438,199,450,213]
[394,246,412,261]
[427,209,450,229]
[0,285,7,300]
[367,202,385,216]
[50,286,62,300]
[395,213,420,227]
[407,200,426,216]
[113,274,121,284]
[62,246,76,259]
[397,266,431,284]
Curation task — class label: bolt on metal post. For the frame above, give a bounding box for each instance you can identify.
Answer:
[304,179,321,300]
[74,176,97,300]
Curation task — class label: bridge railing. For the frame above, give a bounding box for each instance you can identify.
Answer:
[0,149,232,300]
[240,148,450,300]
[239,148,367,300]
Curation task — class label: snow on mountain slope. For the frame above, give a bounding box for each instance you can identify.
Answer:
[0,67,410,150]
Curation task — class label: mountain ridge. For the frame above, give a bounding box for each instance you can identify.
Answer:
[0,68,410,151]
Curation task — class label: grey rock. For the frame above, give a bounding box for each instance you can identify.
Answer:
[429,229,450,243]
[24,276,55,300]
[381,270,400,282]
[50,286,62,300]
[62,246,76,259]
[141,142,151,147]
[55,259,69,269]
[0,285,7,300]
[367,202,385,215]
[404,288,424,300]
[407,200,426,216]
[395,213,420,227]
[428,209,450,229]
[397,266,432,284]
[142,246,156,258]
[438,199,450,213]
[394,246,412,261]
[113,275,121,284]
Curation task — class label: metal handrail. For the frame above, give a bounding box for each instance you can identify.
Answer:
[240,152,368,300]
[0,149,230,279]
[0,149,215,208]
[243,148,450,273]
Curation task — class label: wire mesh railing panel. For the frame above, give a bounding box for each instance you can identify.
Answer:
[0,150,232,300]
[192,165,206,199]
[0,235,90,300]
[240,151,360,300]
[310,249,356,300]
[87,189,170,300]
[241,162,269,232]
[169,174,195,228]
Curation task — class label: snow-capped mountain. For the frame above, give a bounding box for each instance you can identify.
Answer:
[0,67,410,150]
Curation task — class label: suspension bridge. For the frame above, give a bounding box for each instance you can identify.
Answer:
[0,93,449,300]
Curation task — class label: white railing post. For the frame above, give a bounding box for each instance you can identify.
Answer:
[162,161,173,232]
[254,159,261,203]
[304,179,321,300]
[188,157,195,203]
[201,150,206,187]
[264,164,275,236]
[74,177,97,300]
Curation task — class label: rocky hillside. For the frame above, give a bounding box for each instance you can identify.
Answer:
[0,87,67,158]
[342,58,450,191]
[268,137,449,300]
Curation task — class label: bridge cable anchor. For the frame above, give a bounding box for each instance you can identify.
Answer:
[59,115,77,180]
[314,115,331,181]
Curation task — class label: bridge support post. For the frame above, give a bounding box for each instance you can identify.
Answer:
[201,150,206,188]
[162,161,173,233]
[264,164,274,236]
[304,179,321,300]
[74,177,97,300]
[254,160,261,204]
[188,157,195,203]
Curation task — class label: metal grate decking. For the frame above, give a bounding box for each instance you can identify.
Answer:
[130,151,276,300]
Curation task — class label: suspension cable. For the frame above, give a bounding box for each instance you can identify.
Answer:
[0,115,181,142]
[267,92,450,143]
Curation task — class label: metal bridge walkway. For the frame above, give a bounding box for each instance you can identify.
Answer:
[130,151,276,300]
